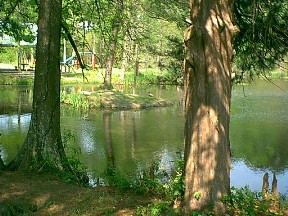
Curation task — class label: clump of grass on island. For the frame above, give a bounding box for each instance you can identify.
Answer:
[60,89,173,110]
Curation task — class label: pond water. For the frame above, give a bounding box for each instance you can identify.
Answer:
[0,79,288,196]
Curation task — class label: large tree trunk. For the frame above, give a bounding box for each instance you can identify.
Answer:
[8,0,69,171]
[183,0,237,214]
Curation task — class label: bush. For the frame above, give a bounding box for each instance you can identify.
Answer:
[60,91,90,109]
[221,186,286,216]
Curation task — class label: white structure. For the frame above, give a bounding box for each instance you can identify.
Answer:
[0,24,37,47]
[0,24,37,71]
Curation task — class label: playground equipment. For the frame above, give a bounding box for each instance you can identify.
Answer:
[61,51,97,71]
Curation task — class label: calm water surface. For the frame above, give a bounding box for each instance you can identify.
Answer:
[0,80,288,196]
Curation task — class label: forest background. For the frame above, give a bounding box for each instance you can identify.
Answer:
[1,0,287,86]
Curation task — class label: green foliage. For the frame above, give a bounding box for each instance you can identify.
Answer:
[101,154,185,203]
[102,166,132,189]
[165,34,185,81]
[0,47,17,64]
[60,0,185,85]
[61,129,89,186]
[0,75,34,85]
[101,159,171,197]
[136,201,172,216]
[124,68,179,85]
[63,146,89,186]
[102,155,287,215]
[132,160,167,196]
[124,70,157,85]
[100,155,186,215]
[60,91,90,109]
[194,192,202,201]
[15,77,34,85]
[0,202,38,216]
[142,0,189,28]
[221,186,279,216]
[0,0,37,42]
[169,155,185,200]
[101,159,167,195]
[190,211,215,216]
[233,0,288,79]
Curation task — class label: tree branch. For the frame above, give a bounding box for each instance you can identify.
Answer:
[61,22,85,69]
[1,0,22,25]
[61,22,88,82]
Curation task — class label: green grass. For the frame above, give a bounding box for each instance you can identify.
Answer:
[0,75,34,85]
[267,69,288,79]
[0,67,179,85]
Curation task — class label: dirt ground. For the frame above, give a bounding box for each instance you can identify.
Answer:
[0,171,158,216]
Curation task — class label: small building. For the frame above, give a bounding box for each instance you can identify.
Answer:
[0,24,37,71]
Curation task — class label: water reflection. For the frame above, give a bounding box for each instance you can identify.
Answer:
[0,86,32,115]
[231,160,288,196]
[231,80,288,174]
[103,111,116,183]
[0,80,288,196]
[79,120,97,154]
[0,114,30,161]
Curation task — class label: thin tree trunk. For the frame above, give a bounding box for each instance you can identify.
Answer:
[103,0,123,88]
[120,35,130,83]
[184,0,238,214]
[134,43,139,86]
[104,24,119,88]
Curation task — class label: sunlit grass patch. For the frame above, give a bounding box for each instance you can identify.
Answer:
[60,88,173,110]
[0,74,34,85]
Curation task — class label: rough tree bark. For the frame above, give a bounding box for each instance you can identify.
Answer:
[183,0,238,214]
[7,0,70,171]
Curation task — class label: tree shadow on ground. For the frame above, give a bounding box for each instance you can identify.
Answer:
[0,171,157,215]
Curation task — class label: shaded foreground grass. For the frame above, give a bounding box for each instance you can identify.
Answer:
[1,171,288,216]
[0,171,160,216]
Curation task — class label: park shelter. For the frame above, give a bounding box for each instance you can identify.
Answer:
[1,24,97,72]
[0,24,37,71]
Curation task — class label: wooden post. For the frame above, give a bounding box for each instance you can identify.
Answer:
[75,58,79,70]
[262,172,269,197]
[271,174,279,197]
[92,54,97,69]
[17,47,21,72]
[63,38,67,72]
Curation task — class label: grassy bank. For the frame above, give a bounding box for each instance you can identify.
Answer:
[1,170,287,216]
[0,67,180,86]
[1,67,287,87]
[0,153,287,215]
